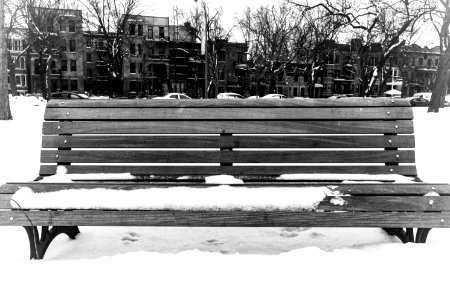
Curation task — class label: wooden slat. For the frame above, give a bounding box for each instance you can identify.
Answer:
[44,107,413,120]
[319,196,450,211]
[46,98,411,108]
[42,120,415,134]
[1,210,449,227]
[2,183,449,195]
[40,150,415,164]
[38,165,418,176]
[2,196,450,211]
[42,135,415,149]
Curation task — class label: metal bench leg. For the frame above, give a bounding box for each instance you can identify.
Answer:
[383,228,431,244]
[24,226,80,259]
[415,228,431,243]
[383,228,412,243]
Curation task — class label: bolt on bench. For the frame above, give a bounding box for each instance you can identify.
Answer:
[1,98,449,259]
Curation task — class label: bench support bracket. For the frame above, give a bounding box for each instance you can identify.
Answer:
[383,228,431,243]
[23,226,80,259]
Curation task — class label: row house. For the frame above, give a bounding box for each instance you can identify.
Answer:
[7,9,85,95]
[123,16,170,97]
[7,30,29,95]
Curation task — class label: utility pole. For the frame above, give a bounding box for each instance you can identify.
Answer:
[0,0,12,120]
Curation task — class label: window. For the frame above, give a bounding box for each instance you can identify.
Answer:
[61,40,67,52]
[130,43,136,55]
[335,54,340,64]
[61,59,67,71]
[218,50,225,61]
[278,72,283,82]
[19,57,25,69]
[50,60,56,69]
[294,74,299,83]
[69,39,76,52]
[70,60,77,72]
[71,79,77,91]
[419,58,423,66]
[12,40,21,51]
[138,24,143,36]
[159,48,165,56]
[86,38,93,48]
[59,20,65,31]
[148,27,153,39]
[138,44,142,55]
[435,59,439,66]
[169,94,178,99]
[130,62,136,73]
[159,27,165,38]
[15,75,27,86]
[69,20,76,32]
[293,87,298,97]
[34,60,40,74]
[427,59,432,67]
[219,69,225,80]
[411,58,415,66]
[87,53,92,62]
[87,68,93,77]
[129,24,136,35]
[62,79,68,90]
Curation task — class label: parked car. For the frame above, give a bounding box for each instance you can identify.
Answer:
[261,94,287,99]
[51,92,90,99]
[217,92,245,99]
[409,96,429,107]
[246,95,260,99]
[152,93,192,100]
[412,92,432,101]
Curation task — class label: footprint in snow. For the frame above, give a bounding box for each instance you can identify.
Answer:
[121,232,140,243]
[280,227,310,238]
[205,239,224,246]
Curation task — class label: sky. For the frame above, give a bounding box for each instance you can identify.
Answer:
[141,0,441,47]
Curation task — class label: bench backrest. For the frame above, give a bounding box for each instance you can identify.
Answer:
[39,98,417,179]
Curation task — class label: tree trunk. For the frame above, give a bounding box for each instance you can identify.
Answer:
[428,49,450,112]
[0,0,12,120]
[7,51,18,96]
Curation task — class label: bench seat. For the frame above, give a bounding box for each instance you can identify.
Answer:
[1,98,449,259]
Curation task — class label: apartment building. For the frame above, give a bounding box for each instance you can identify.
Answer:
[123,16,170,96]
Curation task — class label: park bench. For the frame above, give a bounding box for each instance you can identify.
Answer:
[1,97,450,259]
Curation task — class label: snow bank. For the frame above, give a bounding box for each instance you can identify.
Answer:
[11,185,334,211]
[277,173,414,182]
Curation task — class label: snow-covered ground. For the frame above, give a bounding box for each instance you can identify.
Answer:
[1,96,450,300]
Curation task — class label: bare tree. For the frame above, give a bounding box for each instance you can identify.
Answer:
[4,0,27,97]
[428,0,450,112]
[1,0,13,119]
[238,2,307,96]
[18,0,70,100]
[81,0,141,97]
[290,0,432,96]
[185,0,234,97]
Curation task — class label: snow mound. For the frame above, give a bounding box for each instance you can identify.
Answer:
[277,174,414,183]
[205,175,244,184]
[11,185,333,211]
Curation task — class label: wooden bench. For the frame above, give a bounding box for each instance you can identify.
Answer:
[1,98,450,259]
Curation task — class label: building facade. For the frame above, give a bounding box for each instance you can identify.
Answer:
[7,9,447,98]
